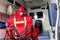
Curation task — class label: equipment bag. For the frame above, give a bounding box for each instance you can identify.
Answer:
[0,22,5,29]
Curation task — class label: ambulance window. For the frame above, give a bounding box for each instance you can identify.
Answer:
[37,12,43,18]
[15,1,21,7]
[7,0,13,4]
[29,13,34,19]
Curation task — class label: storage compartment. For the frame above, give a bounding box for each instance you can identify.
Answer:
[36,12,43,18]
[0,12,9,22]
[29,13,34,19]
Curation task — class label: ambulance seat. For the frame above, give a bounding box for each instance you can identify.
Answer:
[38,31,50,40]
[35,20,50,40]
[35,20,43,33]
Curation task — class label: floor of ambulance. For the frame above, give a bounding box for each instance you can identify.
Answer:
[0,29,50,40]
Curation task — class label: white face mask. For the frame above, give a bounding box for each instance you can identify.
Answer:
[20,12,23,16]
[34,15,37,19]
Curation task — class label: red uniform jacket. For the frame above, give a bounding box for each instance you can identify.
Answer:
[4,13,40,40]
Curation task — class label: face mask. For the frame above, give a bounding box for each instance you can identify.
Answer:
[34,15,37,19]
[20,12,23,16]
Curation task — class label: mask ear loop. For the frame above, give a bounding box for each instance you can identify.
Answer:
[24,17,27,38]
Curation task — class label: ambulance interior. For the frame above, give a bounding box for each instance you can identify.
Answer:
[0,0,58,40]
[25,0,57,40]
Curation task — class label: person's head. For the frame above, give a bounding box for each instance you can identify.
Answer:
[17,6,25,16]
[7,5,13,16]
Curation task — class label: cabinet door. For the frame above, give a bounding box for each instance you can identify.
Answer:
[0,12,9,23]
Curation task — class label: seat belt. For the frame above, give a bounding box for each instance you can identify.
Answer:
[14,17,18,39]
[24,17,26,28]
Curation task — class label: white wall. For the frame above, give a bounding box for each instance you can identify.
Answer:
[28,9,51,31]
[50,0,56,3]
[0,0,8,13]
[0,4,6,13]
